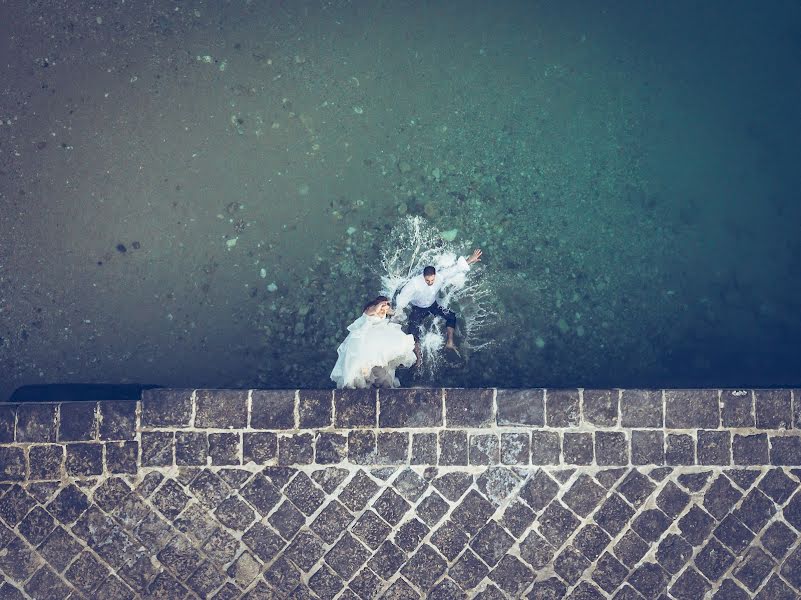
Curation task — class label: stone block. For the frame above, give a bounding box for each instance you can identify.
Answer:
[722,390,754,427]
[439,430,468,465]
[0,405,15,443]
[770,435,801,465]
[714,513,754,553]
[175,432,207,466]
[695,538,734,580]
[0,446,26,481]
[500,432,529,465]
[496,388,544,426]
[58,402,97,441]
[28,445,63,480]
[351,510,391,549]
[16,403,57,442]
[65,443,103,476]
[444,388,493,427]
[697,430,730,465]
[531,431,560,465]
[665,389,719,429]
[666,433,695,465]
[465,433,495,466]
[408,433,436,465]
[562,475,606,518]
[141,432,173,467]
[279,433,314,465]
[546,389,580,427]
[375,431,408,464]
[620,389,662,427]
[348,431,376,465]
[195,389,247,428]
[99,400,137,440]
[584,389,618,426]
[141,388,192,427]
[380,388,442,427]
[656,533,693,575]
[669,567,710,599]
[538,500,580,547]
[209,432,240,465]
[316,432,346,464]
[760,521,795,560]
[733,433,769,465]
[451,490,496,536]
[299,390,333,428]
[325,533,370,579]
[335,389,376,428]
[595,431,627,466]
[755,389,792,429]
[562,432,593,465]
[243,431,277,464]
[631,430,664,465]
[106,441,138,474]
[251,389,295,429]
[592,552,629,593]
[310,500,354,544]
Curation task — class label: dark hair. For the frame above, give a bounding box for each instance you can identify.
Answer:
[363,295,390,312]
[423,266,436,276]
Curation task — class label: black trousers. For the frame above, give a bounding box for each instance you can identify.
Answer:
[407,302,457,340]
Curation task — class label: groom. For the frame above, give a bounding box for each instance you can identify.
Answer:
[394,248,482,364]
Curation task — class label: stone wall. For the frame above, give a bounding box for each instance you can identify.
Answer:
[0,388,800,600]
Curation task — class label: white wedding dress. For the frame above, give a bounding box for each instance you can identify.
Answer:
[330,313,416,389]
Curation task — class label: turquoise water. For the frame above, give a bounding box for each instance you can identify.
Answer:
[0,1,799,397]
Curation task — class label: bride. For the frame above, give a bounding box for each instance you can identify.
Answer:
[330,296,417,389]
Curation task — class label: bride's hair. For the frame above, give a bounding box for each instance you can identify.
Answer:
[363,295,390,312]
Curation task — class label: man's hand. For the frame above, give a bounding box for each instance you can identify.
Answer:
[466,248,482,265]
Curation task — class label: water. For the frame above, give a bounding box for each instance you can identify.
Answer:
[1,1,800,399]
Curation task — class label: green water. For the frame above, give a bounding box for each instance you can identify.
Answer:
[0,1,799,397]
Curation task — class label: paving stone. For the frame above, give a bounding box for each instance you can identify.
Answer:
[528,578,567,600]
[633,508,671,542]
[677,471,711,492]
[242,522,284,563]
[309,499,352,544]
[562,474,607,517]
[416,491,449,526]
[596,467,628,489]
[488,554,533,596]
[666,433,695,465]
[0,484,35,527]
[628,562,669,599]
[695,538,734,580]
[499,499,535,538]
[263,556,301,596]
[733,433,769,465]
[468,433,498,465]
[697,430,731,465]
[96,400,137,441]
[496,388,544,426]
[655,481,689,518]
[703,475,742,520]
[429,579,465,600]
[432,471,472,501]
[519,469,559,511]
[173,503,217,544]
[0,405,15,443]
[335,389,376,428]
[309,564,344,600]
[573,523,611,561]
[760,520,796,559]
[610,584,643,600]
[58,402,96,441]
[734,546,775,591]
[146,572,189,599]
[779,545,801,592]
[296,389,332,428]
[141,431,173,467]
[324,532,370,579]
[614,530,650,568]
[401,543,447,591]
[531,431,561,464]
[713,513,754,553]
[349,567,382,599]
[29,445,63,480]
[206,432,239,465]
[151,478,190,519]
[637,424,671,450]
[563,432,593,465]
[655,533,693,575]
[339,470,379,512]
[519,529,556,569]
[554,545,591,584]
[592,551,629,593]
[0,535,42,581]
[65,443,103,476]
[594,492,635,536]
[620,390,662,427]
[24,565,71,600]
[174,431,207,466]
[194,389,247,428]
[284,530,324,571]
[770,436,801,465]
[711,579,749,600]
[16,505,53,546]
[377,387,441,428]
[678,505,716,546]
[214,494,255,530]
[720,390,753,427]
[758,468,798,503]
[733,488,775,533]
[313,432,345,464]
[375,431,408,464]
[38,526,83,572]
[439,430,468,465]
[538,500,580,547]
[451,489,496,536]
[665,389,719,429]
[669,566,711,600]
[445,388,494,427]
[596,431,627,466]
[16,403,58,442]
[754,574,796,600]
[755,389,792,428]
[285,471,325,515]
[411,432,437,464]
[46,483,89,525]
[268,499,306,540]
[470,520,514,567]
[583,389,618,427]
[188,469,229,509]
[367,540,405,580]
[395,518,428,553]
[204,526,239,564]
[106,441,138,474]
[382,578,419,599]
[546,389,580,427]
[241,473,282,516]
[617,469,656,507]
[65,551,110,594]
[725,468,761,489]
[449,548,489,590]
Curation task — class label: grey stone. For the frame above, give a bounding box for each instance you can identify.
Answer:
[770,435,801,465]
[316,432,347,464]
[65,551,109,594]
[500,499,535,538]
[697,430,730,465]
[214,494,255,530]
[58,402,96,441]
[175,432,207,466]
[531,431,560,464]
[754,575,796,600]
[24,565,72,600]
[496,388,544,426]
[416,491,449,526]
[631,430,664,465]
[335,389,376,428]
[278,433,313,465]
[469,433,499,465]
[584,389,618,427]
[554,545,591,584]
[592,552,628,593]
[594,493,635,536]
[655,533,693,574]
[0,446,26,481]
[617,469,656,508]
[46,483,89,525]
[373,487,410,526]
[349,568,382,599]
[721,390,754,427]
[666,433,695,465]
[310,500,354,544]
[678,505,715,546]
[141,388,192,427]
[488,555,533,596]
[758,468,798,503]
[563,432,593,465]
[395,518,428,553]
[268,499,305,540]
[411,432,437,464]
[665,389,719,429]
[439,430,468,465]
[18,506,55,546]
[251,389,295,428]
[527,578,567,600]
[621,390,662,428]
[734,488,775,533]
[379,388,441,427]
[733,433,769,465]
[262,556,300,596]
[284,530,324,571]
[538,500,580,547]
[242,431,277,464]
[669,567,710,600]
[476,466,519,505]
[141,431,173,467]
[632,508,671,542]
[712,580,750,600]
[376,431,408,464]
[444,388,493,427]
[703,475,742,520]
[755,389,792,429]
[470,520,513,566]
[562,474,606,518]
[449,548,489,590]
[348,430,376,464]
[16,403,58,442]
[694,538,734,580]
[309,564,343,600]
[760,520,796,559]
[0,404,15,442]
[451,489,495,536]
[98,400,137,441]
[656,481,690,518]
[285,472,325,515]
[38,526,82,572]
[401,544,447,591]
[614,530,650,568]
[573,523,611,561]
[106,441,138,474]
[519,530,556,569]
[339,470,379,512]
[546,389,580,427]
[299,389,332,428]
[595,431,627,466]
[735,547,775,591]
[65,443,102,476]
[195,389,247,428]
[367,540,405,580]
[312,467,349,494]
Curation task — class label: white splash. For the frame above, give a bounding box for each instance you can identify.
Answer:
[379,216,495,377]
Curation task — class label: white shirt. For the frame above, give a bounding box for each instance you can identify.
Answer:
[395,256,471,311]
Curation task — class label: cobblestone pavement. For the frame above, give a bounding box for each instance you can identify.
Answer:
[0,388,800,599]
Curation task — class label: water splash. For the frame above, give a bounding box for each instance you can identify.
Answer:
[378,216,496,377]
